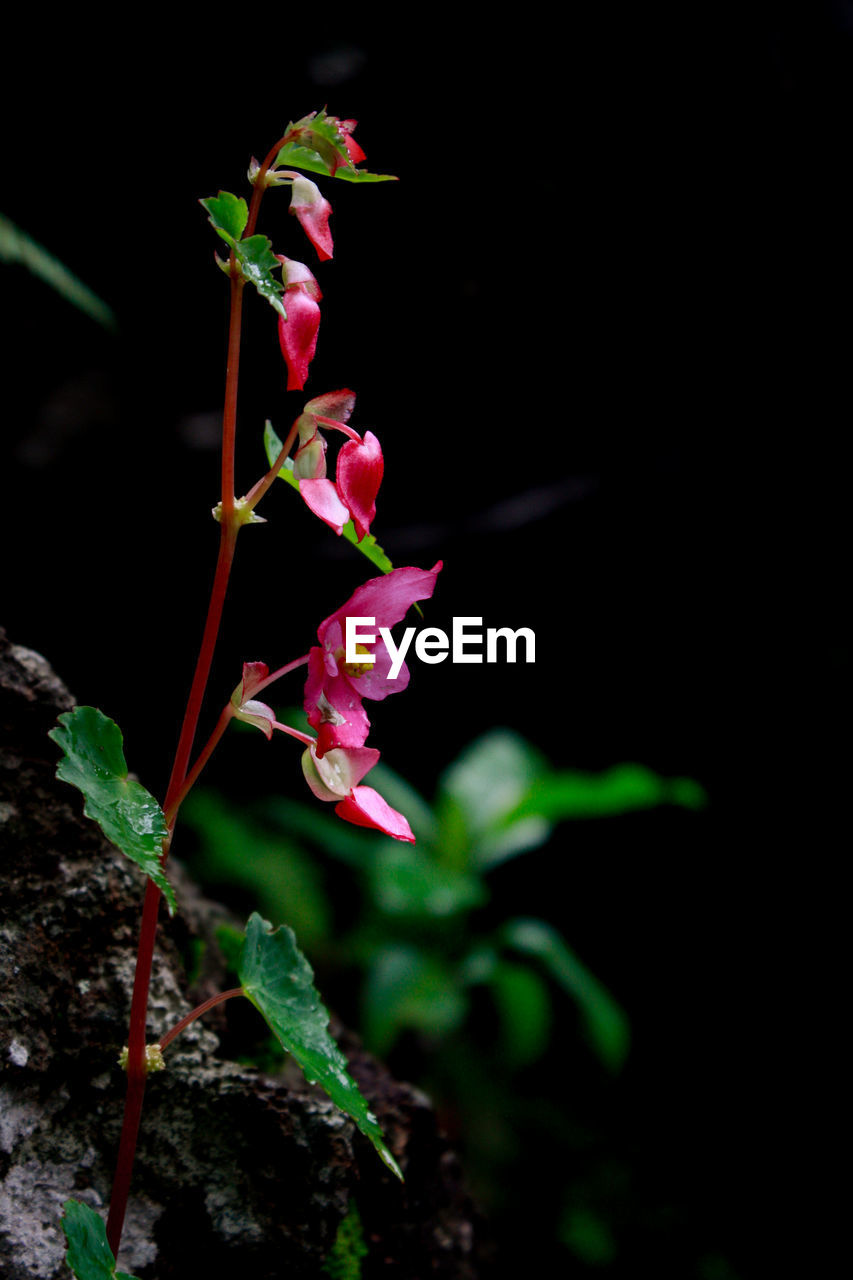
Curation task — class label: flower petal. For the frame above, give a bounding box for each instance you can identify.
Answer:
[237,661,270,703]
[299,477,350,535]
[233,698,277,739]
[317,563,443,646]
[302,744,380,800]
[335,786,415,842]
[278,285,321,391]
[304,389,356,422]
[336,430,384,542]
[289,175,334,261]
[304,649,372,750]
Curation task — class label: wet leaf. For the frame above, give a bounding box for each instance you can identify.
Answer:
[49,707,175,914]
[62,1200,139,1280]
[238,913,402,1178]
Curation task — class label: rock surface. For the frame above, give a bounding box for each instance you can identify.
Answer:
[0,629,479,1279]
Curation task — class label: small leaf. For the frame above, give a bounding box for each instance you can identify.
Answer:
[49,708,175,914]
[200,191,249,244]
[234,234,285,316]
[62,1200,140,1280]
[238,913,402,1178]
[276,109,397,183]
[503,918,630,1072]
[264,421,394,573]
[274,142,397,183]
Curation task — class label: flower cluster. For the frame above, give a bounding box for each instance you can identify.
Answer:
[274,118,371,389]
[230,565,441,841]
[227,120,437,841]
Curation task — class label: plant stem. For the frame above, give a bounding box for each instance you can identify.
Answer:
[107,131,295,1260]
[243,419,301,513]
[159,987,244,1052]
[108,267,247,1265]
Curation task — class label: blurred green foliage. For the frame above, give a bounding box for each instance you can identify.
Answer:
[182,727,709,1272]
[0,212,116,329]
[184,728,705,1073]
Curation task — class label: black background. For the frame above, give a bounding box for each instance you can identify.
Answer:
[1,6,847,1276]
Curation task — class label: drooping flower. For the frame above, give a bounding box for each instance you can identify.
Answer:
[301,743,414,842]
[300,430,383,540]
[289,175,334,261]
[229,663,415,841]
[277,257,322,391]
[290,390,384,541]
[304,562,442,754]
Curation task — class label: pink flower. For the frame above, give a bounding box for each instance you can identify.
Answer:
[301,743,414,842]
[289,175,334,261]
[277,257,322,391]
[292,390,384,541]
[304,563,442,754]
[301,430,383,541]
[230,664,415,841]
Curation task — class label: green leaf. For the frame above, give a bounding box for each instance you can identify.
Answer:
[234,234,285,316]
[503,918,630,1072]
[49,708,175,915]
[510,762,708,822]
[364,945,467,1056]
[489,960,552,1068]
[238,913,402,1178]
[263,421,394,573]
[274,141,397,183]
[275,109,397,183]
[473,814,553,871]
[200,191,249,244]
[369,845,487,921]
[1,212,116,330]
[62,1200,140,1280]
[439,730,548,836]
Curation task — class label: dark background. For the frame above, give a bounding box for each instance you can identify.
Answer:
[1,6,846,1276]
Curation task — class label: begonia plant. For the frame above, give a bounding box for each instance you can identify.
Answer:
[48,110,436,1277]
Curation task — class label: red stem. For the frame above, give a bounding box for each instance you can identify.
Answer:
[243,418,301,513]
[107,129,298,1261]
[159,988,244,1052]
